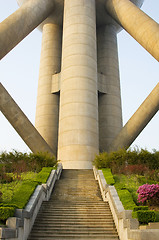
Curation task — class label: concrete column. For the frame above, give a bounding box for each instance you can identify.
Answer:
[105,0,159,61]
[0,0,54,59]
[58,0,98,169]
[35,23,62,155]
[0,83,54,154]
[97,25,122,152]
[108,83,159,151]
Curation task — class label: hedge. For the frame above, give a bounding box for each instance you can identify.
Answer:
[0,167,54,221]
[34,167,53,184]
[133,206,149,212]
[116,188,136,210]
[102,168,115,185]
[101,168,136,210]
[0,207,15,221]
[9,180,38,209]
[136,210,156,224]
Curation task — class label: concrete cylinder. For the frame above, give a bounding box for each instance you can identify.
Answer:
[0,0,54,60]
[105,0,159,61]
[109,83,159,151]
[35,23,62,155]
[58,0,99,169]
[97,24,122,152]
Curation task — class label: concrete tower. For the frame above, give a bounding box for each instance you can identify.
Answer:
[1,0,159,169]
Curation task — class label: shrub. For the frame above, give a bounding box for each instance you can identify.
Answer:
[94,148,159,177]
[10,181,38,209]
[116,188,136,210]
[120,164,149,175]
[93,152,110,169]
[133,206,149,212]
[0,150,57,176]
[35,167,53,183]
[102,168,115,185]
[137,184,159,205]
[30,152,56,172]
[136,210,156,224]
[0,191,2,202]
[0,207,15,221]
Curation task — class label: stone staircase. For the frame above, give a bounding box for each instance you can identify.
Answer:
[28,170,119,240]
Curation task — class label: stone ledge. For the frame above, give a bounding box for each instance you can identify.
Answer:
[0,163,63,240]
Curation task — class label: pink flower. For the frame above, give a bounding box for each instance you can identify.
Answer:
[137,184,159,204]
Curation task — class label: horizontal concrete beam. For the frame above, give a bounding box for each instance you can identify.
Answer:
[108,83,159,151]
[0,0,54,59]
[105,0,159,61]
[0,83,55,154]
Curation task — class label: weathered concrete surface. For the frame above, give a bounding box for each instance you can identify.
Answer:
[108,83,159,151]
[105,0,159,61]
[0,83,54,154]
[35,22,62,155]
[97,24,122,152]
[0,0,54,59]
[58,0,99,169]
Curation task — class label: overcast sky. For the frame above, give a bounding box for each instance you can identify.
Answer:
[0,0,159,153]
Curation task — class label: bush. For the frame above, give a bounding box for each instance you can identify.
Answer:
[93,152,110,169]
[120,164,149,175]
[10,181,38,209]
[0,207,15,221]
[0,150,57,179]
[102,168,115,185]
[116,188,136,210]
[133,206,149,212]
[30,152,56,172]
[94,148,159,179]
[0,191,2,202]
[137,184,159,205]
[34,167,53,183]
[136,210,156,224]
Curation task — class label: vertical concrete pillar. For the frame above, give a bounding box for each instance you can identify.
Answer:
[35,23,62,155]
[58,0,98,169]
[105,0,159,61]
[109,83,159,151]
[97,25,122,152]
[0,0,54,59]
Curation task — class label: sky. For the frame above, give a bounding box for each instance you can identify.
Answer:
[0,0,159,153]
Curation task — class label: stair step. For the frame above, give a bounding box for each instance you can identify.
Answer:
[29,232,119,236]
[34,220,115,224]
[28,238,119,240]
[28,234,119,239]
[28,170,119,240]
[32,224,116,228]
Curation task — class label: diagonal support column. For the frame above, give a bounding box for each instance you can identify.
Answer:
[108,83,159,151]
[105,0,159,61]
[0,83,54,155]
[0,0,54,60]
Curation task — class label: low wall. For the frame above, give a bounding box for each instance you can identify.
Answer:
[0,164,63,240]
[93,167,159,240]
